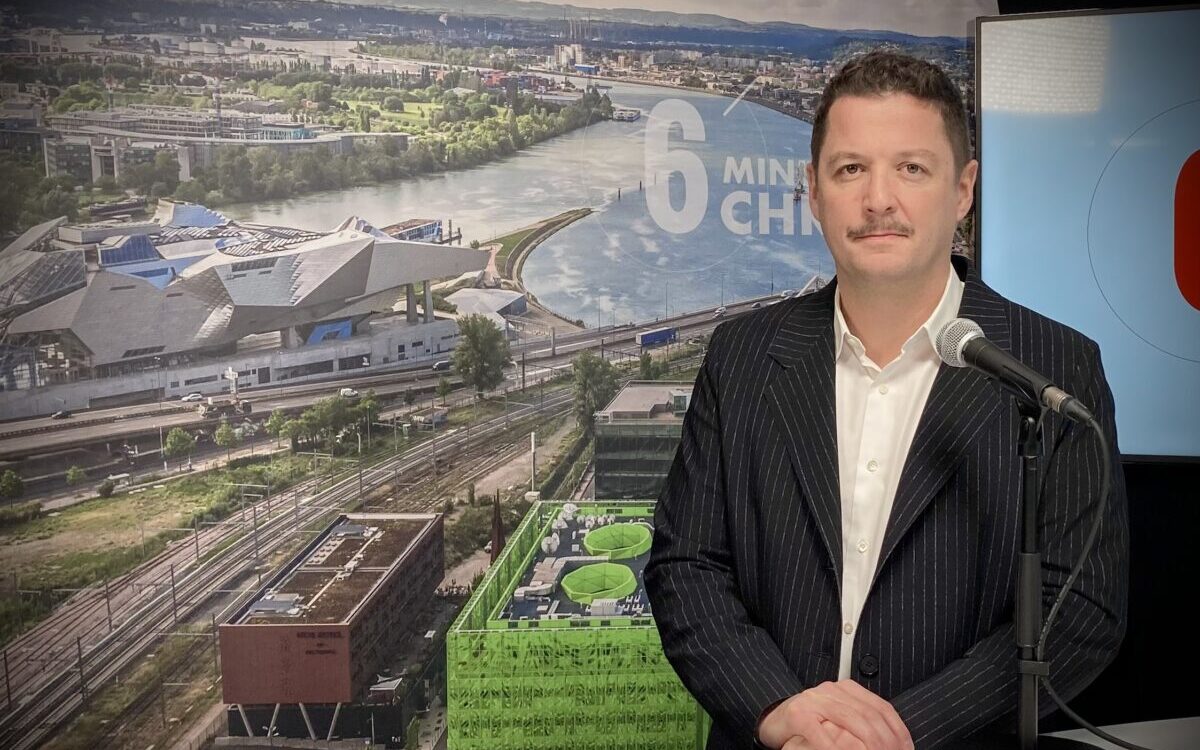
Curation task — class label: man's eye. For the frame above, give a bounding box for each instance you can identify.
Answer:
[904,163,925,174]
[840,164,861,175]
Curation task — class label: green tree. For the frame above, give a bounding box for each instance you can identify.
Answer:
[97,479,116,498]
[280,419,304,451]
[265,408,289,447]
[164,427,196,468]
[436,376,453,406]
[356,390,380,445]
[302,396,355,450]
[214,419,239,463]
[65,465,87,486]
[452,314,512,398]
[403,390,416,407]
[638,352,668,381]
[0,470,23,504]
[572,351,619,437]
[383,95,405,112]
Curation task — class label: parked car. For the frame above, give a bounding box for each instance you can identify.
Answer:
[338,387,359,398]
[50,409,72,419]
[713,306,728,317]
[180,392,203,402]
[430,359,452,372]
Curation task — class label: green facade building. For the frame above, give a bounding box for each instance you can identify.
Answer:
[446,499,710,750]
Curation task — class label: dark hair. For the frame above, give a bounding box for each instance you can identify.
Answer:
[810,50,971,177]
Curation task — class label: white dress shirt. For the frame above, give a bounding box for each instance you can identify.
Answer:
[833,264,964,681]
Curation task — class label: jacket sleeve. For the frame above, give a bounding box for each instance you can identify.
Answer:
[889,342,1130,749]
[644,323,806,744]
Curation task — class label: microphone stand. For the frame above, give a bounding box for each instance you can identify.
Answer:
[1013,401,1094,750]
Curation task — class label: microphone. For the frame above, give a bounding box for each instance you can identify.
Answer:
[935,318,1095,424]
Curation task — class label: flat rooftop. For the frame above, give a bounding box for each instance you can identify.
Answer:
[498,504,655,623]
[237,513,436,626]
[596,381,693,421]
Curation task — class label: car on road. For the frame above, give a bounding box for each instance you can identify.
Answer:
[338,387,359,398]
[180,392,203,402]
[431,359,452,372]
[751,301,762,309]
[780,289,796,299]
[713,306,727,317]
[50,409,72,419]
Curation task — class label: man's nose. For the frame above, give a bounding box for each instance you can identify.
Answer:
[863,170,897,214]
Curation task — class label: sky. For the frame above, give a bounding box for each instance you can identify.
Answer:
[513,0,999,38]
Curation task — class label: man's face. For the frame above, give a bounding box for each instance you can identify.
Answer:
[805,92,978,288]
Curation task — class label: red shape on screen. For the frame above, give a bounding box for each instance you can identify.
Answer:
[1179,150,1200,311]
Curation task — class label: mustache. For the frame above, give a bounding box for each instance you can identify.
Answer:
[848,222,912,239]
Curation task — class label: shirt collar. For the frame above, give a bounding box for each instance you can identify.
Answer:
[833,263,965,363]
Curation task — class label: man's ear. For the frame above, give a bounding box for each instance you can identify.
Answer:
[956,158,979,222]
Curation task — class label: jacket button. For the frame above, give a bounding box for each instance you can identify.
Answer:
[859,654,879,677]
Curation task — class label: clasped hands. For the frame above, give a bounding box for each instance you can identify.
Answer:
[758,679,915,750]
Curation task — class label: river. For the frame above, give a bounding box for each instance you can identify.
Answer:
[226,77,833,325]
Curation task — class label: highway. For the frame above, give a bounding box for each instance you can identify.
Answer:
[0,283,820,461]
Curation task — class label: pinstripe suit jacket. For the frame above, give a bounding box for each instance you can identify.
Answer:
[643,255,1129,750]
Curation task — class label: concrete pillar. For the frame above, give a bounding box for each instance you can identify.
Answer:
[423,280,434,324]
[406,283,418,324]
[280,327,304,348]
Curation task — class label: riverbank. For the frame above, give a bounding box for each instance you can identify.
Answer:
[538,69,815,125]
[491,208,594,331]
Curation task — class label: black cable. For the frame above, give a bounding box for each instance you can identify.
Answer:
[1036,416,1155,750]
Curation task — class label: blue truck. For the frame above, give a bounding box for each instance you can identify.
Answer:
[635,326,677,348]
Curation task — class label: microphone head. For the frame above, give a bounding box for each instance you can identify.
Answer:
[935,317,984,368]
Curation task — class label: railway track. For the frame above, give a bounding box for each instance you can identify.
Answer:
[0,389,581,749]
[1,353,704,748]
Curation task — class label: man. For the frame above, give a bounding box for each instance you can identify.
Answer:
[643,51,1129,750]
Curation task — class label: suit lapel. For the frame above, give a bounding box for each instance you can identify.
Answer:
[868,264,1013,592]
[760,256,1014,597]
[762,283,843,590]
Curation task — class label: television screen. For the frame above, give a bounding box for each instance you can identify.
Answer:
[977,7,1200,459]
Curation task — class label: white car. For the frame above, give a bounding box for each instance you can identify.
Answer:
[338,387,360,398]
[713,306,727,317]
[751,301,762,309]
[779,289,796,299]
[180,392,203,402]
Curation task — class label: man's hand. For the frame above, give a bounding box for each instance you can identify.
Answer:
[758,679,915,750]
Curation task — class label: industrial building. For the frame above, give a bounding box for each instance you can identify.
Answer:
[592,381,694,500]
[446,499,709,750]
[0,201,487,417]
[221,512,444,745]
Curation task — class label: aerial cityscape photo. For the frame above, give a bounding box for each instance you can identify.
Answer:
[0,0,989,748]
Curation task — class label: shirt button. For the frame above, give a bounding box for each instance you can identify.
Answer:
[878,384,889,395]
[857,539,868,553]
[866,459,879,473]
[843,621,854,635]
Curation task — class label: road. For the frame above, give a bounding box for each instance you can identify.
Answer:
[0,284,820,461]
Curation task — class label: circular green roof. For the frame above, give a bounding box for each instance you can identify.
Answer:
[582,522,652,560]
[560,562,637,605]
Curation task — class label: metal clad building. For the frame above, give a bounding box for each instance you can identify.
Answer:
[593,381,693,500]
[220,512,444,707]
[447,500,708,750]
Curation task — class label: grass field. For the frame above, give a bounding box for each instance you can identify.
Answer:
[340,99,442,127]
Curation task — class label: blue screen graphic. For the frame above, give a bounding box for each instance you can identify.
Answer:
[979,8,1200,458]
